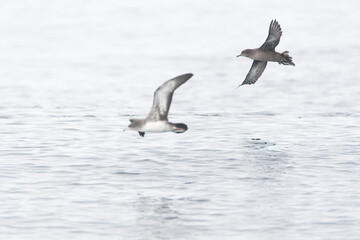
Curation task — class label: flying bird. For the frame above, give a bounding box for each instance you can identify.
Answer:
[237,20,295,87]
[125,73,193,137]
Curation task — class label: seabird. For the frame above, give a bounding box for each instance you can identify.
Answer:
[237,20,295,86]
[126,73,193,137]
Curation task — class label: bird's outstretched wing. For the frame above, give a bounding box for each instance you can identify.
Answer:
[146,73,193,121]
[259,20,282,51]
[239,60,267,86]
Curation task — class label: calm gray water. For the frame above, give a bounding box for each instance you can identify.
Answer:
[1,1,360,239]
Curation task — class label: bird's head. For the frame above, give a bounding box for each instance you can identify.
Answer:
[125,119,141,131]
[237,49,252,58]
[172,123,188,133]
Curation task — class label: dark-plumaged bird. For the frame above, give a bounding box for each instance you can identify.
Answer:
[237,20,295,86]
[125,73,193,137]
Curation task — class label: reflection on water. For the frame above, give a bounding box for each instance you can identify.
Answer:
[135,196,184,239]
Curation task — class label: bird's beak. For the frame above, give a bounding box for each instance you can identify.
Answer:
[123,127,130,132]
[237,53,242,57]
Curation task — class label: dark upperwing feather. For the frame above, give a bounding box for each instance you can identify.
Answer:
[146,73,193,121]
[239,60,267,86]
[259,20,282,51]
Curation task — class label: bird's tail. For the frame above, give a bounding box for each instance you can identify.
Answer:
[279,51,295,66]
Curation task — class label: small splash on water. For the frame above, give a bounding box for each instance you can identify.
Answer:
[247,138,276,147]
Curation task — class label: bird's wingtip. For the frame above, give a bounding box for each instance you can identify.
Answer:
[180,73,194,78]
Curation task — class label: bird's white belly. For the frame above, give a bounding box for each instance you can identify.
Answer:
[142,121,173,133]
